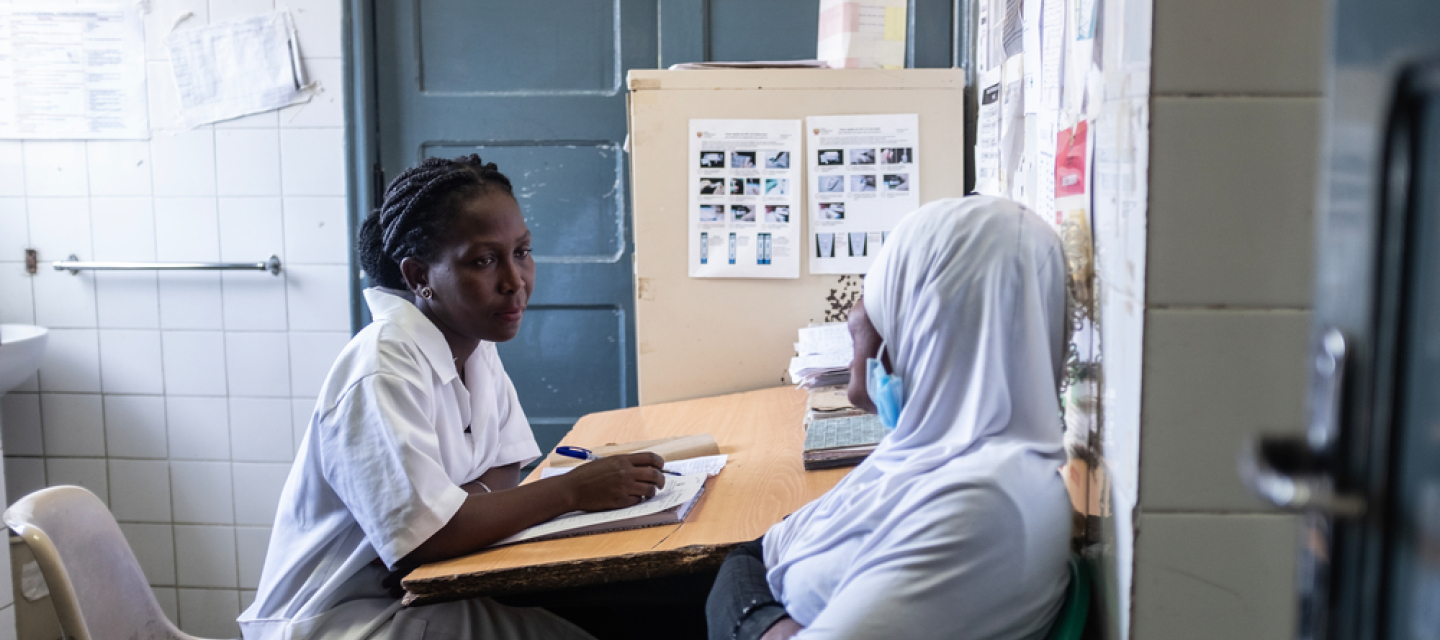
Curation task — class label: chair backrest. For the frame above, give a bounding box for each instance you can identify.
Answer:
[3,486,211,640]
[1043,553,1092,640]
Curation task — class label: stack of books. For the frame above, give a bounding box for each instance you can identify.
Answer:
[788,323,888,470]
[802,412,887,470]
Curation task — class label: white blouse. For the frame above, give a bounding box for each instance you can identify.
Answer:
[763,197,1073,640]
[239,288,541,640]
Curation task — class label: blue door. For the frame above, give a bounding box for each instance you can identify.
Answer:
[362,0,957,455]
[371,1,659,453]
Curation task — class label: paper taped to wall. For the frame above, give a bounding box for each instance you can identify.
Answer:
[816,0,907,69]
[0,5,149,139]
[167,12,311,127]
[689,119,803,278]
[807,113,920,274]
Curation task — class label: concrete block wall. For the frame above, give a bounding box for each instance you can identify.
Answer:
[0,0,348,637]
[1133,0,1327,637]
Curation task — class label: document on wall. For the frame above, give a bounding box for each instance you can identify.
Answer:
[1021,0,1040,114]
[689,119,802,279]
[1035,111,1058,225]
[816,0,908,69]
[807,114,920,275]
[1040,0,1065,112]
[167,12,310,127]
[974,67,1003,196]
[0,5,149,139]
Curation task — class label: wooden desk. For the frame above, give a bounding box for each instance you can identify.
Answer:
[402,386,850,606]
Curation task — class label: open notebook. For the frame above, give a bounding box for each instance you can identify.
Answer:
[491,473,707,547]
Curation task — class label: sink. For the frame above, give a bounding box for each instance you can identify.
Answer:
[0,324,47,395]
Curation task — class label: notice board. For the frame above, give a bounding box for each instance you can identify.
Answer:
[627,69,966,404]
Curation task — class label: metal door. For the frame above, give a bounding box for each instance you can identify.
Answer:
[370,1,657,452]
[1240,3,1440,634]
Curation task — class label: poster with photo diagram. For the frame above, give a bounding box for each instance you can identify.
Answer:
[689,119,801,278]
[806,114,920,274]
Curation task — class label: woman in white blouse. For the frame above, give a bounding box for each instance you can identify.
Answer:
[240,155,665,640]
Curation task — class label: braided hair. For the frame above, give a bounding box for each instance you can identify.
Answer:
[358,154,515,290]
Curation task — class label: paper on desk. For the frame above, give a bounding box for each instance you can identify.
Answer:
[788,351,853,381]
[540,454,730,479]
[167,12,310,127]
[494,474,706,546]
[797,323,852,356]
[0,5,149,139]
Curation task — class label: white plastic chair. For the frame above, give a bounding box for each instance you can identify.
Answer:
[3,486,226,640]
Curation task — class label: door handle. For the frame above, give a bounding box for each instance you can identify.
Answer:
[1239,436,1366,516]
[1239,328,1366,517]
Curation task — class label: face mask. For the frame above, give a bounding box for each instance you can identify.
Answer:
[866,341,905,430]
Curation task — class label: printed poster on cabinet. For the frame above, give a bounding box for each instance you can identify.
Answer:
[689,119,802,278]
[807,113,920,274]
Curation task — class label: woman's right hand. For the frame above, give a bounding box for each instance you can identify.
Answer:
[555,452,668,511]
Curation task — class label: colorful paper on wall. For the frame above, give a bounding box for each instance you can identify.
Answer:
[1056,120,1088,198]
[816,0,907,69]
[689,119,803,279]
[807,113,920,274]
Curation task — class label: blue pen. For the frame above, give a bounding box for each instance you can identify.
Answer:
[555,446,682,476]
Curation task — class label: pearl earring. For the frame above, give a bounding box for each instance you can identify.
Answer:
[420,287,433,299]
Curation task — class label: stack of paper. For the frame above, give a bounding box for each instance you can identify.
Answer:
[789,323,854,388]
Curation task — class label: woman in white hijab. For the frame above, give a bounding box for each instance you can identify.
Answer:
[707,196,1073,640]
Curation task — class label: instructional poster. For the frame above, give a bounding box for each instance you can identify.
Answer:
[807,113,920,274]
[689,119,802,278]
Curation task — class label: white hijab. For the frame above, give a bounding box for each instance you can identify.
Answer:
[763,197,1072,639]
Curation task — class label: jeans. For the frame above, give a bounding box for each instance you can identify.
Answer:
[705,538,790,640]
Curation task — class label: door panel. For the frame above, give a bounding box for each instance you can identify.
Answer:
[417,1,619,95]
[423,142,626,262]
[706,0,819,62]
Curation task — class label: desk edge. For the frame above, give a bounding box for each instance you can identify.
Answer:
[401,542,741,606]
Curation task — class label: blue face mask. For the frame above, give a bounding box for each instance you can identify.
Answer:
[866,341,905,430]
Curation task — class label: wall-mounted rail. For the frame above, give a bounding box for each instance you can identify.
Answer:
[54,255,282,276]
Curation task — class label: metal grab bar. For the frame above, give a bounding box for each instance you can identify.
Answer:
[54,254,282,276]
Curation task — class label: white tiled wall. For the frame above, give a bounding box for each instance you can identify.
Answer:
[0,0,349,637]
[1133,0,1326,637]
